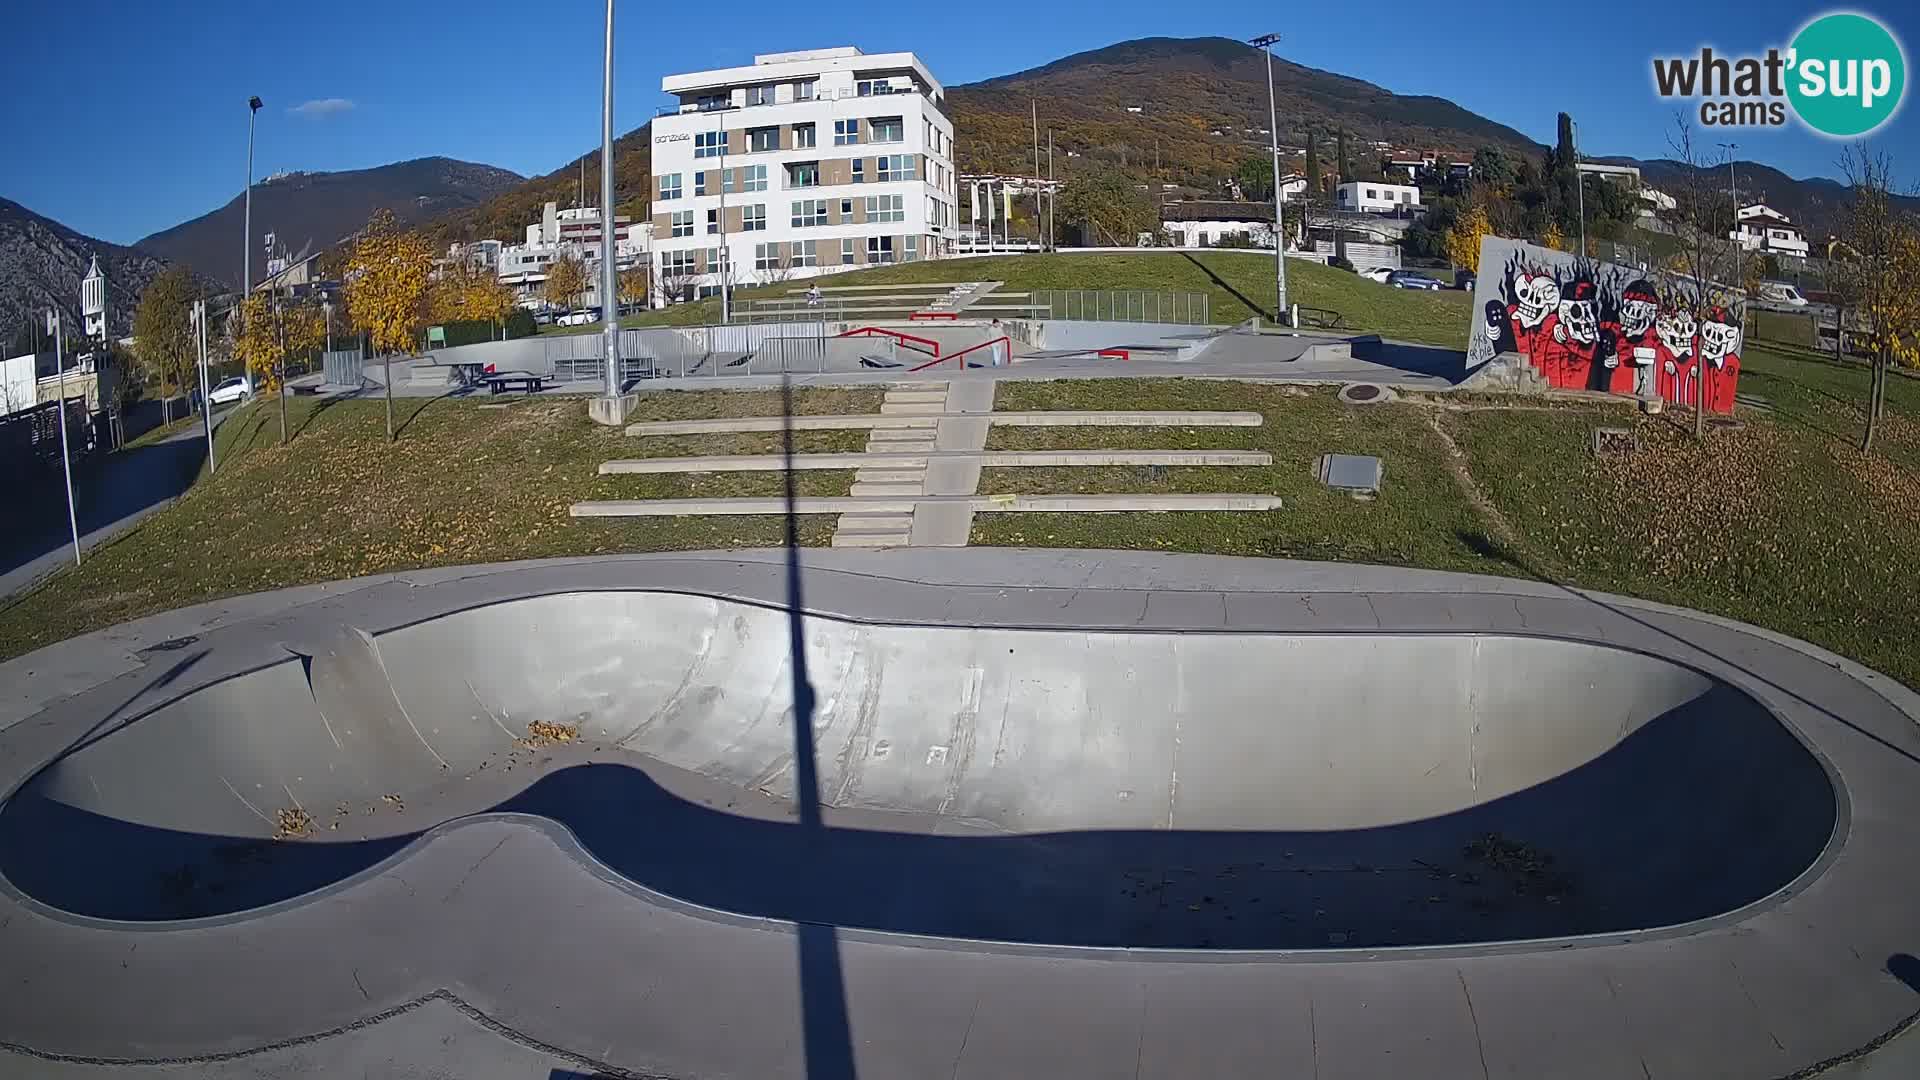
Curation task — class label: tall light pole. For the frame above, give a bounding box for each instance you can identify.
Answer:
[1571,118,1586,256]
[718,129,730,323]
[1250,33,1290,327]
[47,309,80,566]
[598,0,621,397]
[1718,142,1740,254]
[192,300,216,475]
[243,96,262,313]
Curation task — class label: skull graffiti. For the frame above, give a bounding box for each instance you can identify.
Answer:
[1619,281,1659,340]
[1556,290,1597,345]
[1656,308,1697,358]
[1512,272,1556,327]
[1699,308,1740,366]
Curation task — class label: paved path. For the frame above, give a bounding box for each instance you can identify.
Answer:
[1,550,1917,1079]
[0,408,231,599]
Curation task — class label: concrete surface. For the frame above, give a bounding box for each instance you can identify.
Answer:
[569,493,1287,516]
[625,410,1263,436]
[1,549,1917,1079]
[601,450,1274,473]
[586,392,640,426]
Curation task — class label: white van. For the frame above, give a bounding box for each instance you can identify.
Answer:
[1758,281,1808,306]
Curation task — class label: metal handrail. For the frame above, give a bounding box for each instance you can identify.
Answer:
[911,335,1009,371]
[837,326,939,357]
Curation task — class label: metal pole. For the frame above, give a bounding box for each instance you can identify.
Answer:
[1047,131,1054,252]
[49,310,80,565]
[598,0,621,397]
[1252,33,1290,327]
[1573,119,1586,256]
[1031,100,1041,251]
[719,131,730,323]
[244,97,260,315]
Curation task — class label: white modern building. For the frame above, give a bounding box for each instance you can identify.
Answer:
[1334,181,1421,214]
[494,202,651,307]
[648,47,958,303]
[1734,203,1811,258]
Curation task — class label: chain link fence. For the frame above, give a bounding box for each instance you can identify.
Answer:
[1030,290,1210,324]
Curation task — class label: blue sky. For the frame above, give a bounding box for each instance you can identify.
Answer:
[4,0,1915,245]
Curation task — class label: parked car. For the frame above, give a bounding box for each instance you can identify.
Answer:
[1387,271,1444,291]
[556,310,595,326]
[207,376,252,405]
[1359,266,1394,283]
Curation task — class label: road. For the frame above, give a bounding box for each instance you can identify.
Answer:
[0,407,231,599]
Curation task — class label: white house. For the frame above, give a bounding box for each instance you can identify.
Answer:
[1734,203,1811,258]
[1159,201,1278,248]
[1334,181,1421,214]
[494,202,651,307]
[649,46,959,303]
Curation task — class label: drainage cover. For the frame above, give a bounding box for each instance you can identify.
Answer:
[1318,454,1384,497]
[1338,383,1393,405]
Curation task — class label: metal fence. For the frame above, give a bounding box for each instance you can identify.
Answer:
[321,348,365,388]
[1031,290,1209,324]
[423,323,835,386]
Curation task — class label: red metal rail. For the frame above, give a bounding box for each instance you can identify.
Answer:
[1096,348,1131,361]
[836,326,939,357]
[910,335,1010,372]
[909,311,959,321]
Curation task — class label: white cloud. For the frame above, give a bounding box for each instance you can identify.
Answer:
[290,98,355,118]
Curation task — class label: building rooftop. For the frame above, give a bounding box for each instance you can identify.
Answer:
[661,47,942,98]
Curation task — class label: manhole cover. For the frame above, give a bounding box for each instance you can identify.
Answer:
[1338,383,1393,405]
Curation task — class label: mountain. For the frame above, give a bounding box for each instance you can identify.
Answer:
[1597,156,1920,239]
[414,132,653,251]
[948,37,1543,181]
[136,157,523,287]
[0,197,169,347]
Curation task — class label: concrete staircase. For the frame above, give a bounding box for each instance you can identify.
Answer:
[833,384,943,547]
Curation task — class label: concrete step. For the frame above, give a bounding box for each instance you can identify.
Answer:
[835,513,914,531]
[626,411,1260,437]
[868,427,939,442]
[831,530,912,548]
[572,493,1284,517]
[879,402,946,416]
[882,390,949,405]
[867,441,936,455]
[849,481,925,498]
[853,469,927,485]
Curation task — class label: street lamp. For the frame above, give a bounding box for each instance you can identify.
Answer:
[1718,142,1740,255]
[244,96,262,314]
[1249,33,1291,327]
[598,0,620,398]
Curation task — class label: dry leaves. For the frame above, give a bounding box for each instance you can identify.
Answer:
[517,720,579,748]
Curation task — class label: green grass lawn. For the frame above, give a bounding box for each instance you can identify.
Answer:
[6,351,1916,693]
[570,253,1473,347]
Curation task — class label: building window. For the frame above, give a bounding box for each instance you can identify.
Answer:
[662,250,696,274]
[834,119,859,146]
[868,235,896,264]
[904,235,919,262]
[870,116,904,143]
[791,240,818,267]
[787,162,820,188]
[865,194,904,223]
[791,199,828,227]
[704,248,730,278]
[840,198,854,219]
[670,210,693,238]
[877,154,915,181]
[795,80,816,102]
[740,165,768,192]
[745,84,774,107]
[658,173,682,200]
[721,167,733,194]
[694,131,726,159]
[794,123,816,149]
[842,238,855,263]
[852,159,864,184]
[754,242,783,271]
[693,172,706,196]
[742,204,766,231]
[694,93,727,112]
[749,126,778,153]
[1366,188,1377,200]
[707,209,720,235]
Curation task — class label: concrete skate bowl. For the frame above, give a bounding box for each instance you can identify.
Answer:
[0,591,1837,950]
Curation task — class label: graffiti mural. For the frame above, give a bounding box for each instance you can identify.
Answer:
[1465,237,1742,412]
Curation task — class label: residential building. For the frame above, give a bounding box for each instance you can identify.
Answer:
[1334,181,1421,214]
[648,46,958,303]
[1734,203,1811,258]
[1159,201,1278,248]
[494,202,651,307]
[1576,162,1643,185]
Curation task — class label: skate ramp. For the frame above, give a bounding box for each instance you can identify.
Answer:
[0,591,1835,947]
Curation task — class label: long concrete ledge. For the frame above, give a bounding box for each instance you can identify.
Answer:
[570,493,1285,516]
[599,450,1275,474]
[626,410,1264,436]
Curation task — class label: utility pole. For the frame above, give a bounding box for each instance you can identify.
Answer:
[1047,130,1055,253]
[718,130,730,322]
[47,309,80,565]
[1031,99,1042,251]
[1250,33,1291,327]
[243,96,262,324]
[598,0,621,398]
[192,300,216,475]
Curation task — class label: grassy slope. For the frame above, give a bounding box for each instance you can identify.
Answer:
[0,389,878,662]
[596,253,1473,347]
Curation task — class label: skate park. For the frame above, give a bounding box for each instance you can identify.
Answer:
[2,547,1918,1079]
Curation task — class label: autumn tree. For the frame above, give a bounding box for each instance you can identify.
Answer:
[1836,145,1920,452]
[1445,203,1492,271]
[345,209,435,441]
[1657,114,1745,440]
[618,266,651,311]
[131,266,200,425]
[544,253,589,312]
[1056,172,1157,246]
[232,295,324,444]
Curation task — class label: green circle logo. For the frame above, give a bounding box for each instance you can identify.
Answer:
[1788,13,1906,136]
